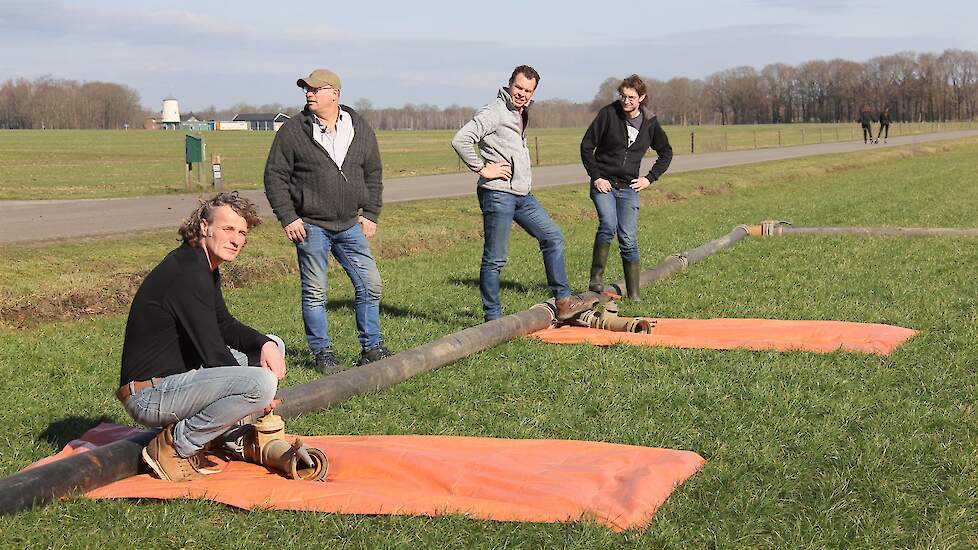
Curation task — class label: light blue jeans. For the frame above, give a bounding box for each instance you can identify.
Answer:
[296,222,383,352]
[590,186,641,263]
[122,335,284,458]
[477,187,571,321]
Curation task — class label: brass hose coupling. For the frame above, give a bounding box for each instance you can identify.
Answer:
[242,414,329,481]
[570,300,654,334]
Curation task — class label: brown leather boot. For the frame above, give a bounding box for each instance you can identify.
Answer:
[142,425,206,481]
[588,241,611,292]
[623,260,643,302]
[555,293,595,322]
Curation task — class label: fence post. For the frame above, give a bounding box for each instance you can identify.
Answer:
[690,131,695,154]
[534,136,540,166]
[724,132,728,151]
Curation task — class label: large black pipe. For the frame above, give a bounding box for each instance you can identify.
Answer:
[0,431,155,515]
[0,225,752,515]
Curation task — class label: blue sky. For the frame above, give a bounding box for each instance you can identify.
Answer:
[1,0,975,112]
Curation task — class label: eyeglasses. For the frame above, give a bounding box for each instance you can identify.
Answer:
[304,86,336,94]
[619,93,641,103]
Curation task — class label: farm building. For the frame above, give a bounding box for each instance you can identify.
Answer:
[233,112,291,131]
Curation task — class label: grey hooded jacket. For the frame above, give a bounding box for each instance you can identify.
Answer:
[451,87,534,196]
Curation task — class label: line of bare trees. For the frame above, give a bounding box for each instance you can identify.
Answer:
[592,49,978,125]
[2,49,975,130]
[0,77,144,129]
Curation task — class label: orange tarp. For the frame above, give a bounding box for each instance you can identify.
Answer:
[531,318,917,355]
[33,424,705,531]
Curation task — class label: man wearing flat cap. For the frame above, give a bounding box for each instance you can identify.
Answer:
[264,69,391,373]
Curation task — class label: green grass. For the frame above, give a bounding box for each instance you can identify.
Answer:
[1,138,977,547]
[0,122,973,199]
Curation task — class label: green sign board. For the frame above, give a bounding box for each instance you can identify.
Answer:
[185,135,203,164]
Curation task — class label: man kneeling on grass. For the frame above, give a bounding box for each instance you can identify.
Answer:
[117,192,286,482]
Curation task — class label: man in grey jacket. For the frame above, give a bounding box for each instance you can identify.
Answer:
[452,65,589,322]
[264,68,391,373]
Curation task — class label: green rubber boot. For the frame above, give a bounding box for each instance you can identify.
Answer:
[623,260,642,302]
[588,241,611,292]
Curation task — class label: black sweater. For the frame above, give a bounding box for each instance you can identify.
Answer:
[264,106,383,232]
[581,102,673,185]
[120,245,270,386]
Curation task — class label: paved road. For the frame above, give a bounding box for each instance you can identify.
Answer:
[3,129,977,244]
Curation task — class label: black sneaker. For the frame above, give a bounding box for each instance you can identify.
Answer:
[314,347,344,374]
[355,345,393,367]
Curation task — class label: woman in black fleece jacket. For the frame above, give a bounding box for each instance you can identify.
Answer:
[580,75,672,300]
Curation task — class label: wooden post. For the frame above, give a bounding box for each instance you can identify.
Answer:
[690,131,695,154]
[534,136,540,166]
[212,154,223,190]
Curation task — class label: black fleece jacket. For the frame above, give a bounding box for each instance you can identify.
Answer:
[264,106,383,232]
[120,245,270,386]
[581,101,673,185]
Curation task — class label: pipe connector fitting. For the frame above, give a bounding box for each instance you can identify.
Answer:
[243,414,329,481]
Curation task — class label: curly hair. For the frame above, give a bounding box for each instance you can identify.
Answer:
[178,191,262,246]
[618,75,648,106]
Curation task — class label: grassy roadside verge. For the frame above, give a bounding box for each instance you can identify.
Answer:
[0,138,976,547]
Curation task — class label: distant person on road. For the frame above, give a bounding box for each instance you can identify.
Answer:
[876,107,892,143]
[859,106,876,144]
[451,65,591,322]
[264,68,391,374]
[118,192,286,482]
[580,74,673,301]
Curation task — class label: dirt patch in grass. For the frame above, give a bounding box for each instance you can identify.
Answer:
[0,228,485,329]
[2,271,145,329]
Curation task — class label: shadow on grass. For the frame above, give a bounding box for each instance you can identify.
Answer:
[40,415,117,449]
[327,298,483,326]
[448,276,550,293]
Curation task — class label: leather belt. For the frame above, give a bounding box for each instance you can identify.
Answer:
[116,377,163,402]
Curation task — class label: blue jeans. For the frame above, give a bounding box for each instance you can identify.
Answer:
[296,222,383,352]
[122,335,284,458]
[591,187,641,263]
[477,187,571,321]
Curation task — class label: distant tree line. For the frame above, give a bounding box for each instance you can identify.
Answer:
[2,49,975,130]
[594,49,978,125]
[0,77,144,129]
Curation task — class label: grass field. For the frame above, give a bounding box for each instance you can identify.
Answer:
[1,138,977,547]
[0,121,973,200]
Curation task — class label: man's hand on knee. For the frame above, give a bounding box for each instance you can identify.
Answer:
[260,340,287,379]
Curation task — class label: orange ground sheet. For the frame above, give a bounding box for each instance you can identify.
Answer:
[34,424,705,531]
[530,318,917,355]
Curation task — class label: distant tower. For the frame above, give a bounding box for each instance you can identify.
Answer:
[161,97,180,129]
